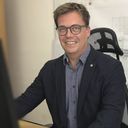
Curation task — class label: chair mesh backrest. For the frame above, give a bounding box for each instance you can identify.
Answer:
[88,27,123,60]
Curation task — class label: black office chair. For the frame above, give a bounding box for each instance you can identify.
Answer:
[88,27,128,128]
[88,27,123,60]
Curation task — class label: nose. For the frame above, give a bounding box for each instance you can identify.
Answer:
[66,28,73,37]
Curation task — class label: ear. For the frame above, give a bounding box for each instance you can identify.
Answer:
[86,26,91,38]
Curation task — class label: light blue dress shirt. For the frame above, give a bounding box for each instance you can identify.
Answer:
[63,45,91,128]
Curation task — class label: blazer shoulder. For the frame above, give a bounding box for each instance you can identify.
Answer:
[94,50,124,75]
[39,55,64,74]
[45,55,64,67]
[89,48,123,72]
[90,47,120,65]
[96,51,121,65]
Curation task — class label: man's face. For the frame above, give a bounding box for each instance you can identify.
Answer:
[57,11,90,56]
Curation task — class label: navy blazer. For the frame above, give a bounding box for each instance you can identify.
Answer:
[15,46,126,128]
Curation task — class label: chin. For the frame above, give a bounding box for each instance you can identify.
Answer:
[65,47,78,52]
[66,50,77,55]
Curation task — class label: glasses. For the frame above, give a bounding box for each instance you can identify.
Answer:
[56,24,86,36]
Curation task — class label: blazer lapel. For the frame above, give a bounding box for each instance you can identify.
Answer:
[55,57,67,127]
[77,48,97,118]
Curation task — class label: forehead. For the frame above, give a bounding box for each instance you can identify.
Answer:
[57,11,85,26]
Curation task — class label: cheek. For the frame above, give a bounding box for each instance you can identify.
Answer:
[58,36,65,47]
[79,34,88,42]
[80,31,90,41]
[59,36,66,43]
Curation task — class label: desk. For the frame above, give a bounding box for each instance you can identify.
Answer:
[19,120,48,128]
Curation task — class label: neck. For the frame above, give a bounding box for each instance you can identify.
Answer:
[68,55,79,70]
[67,50,83,70]
[67,44,89,69]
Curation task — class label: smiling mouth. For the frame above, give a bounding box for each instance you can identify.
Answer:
[65,41,77,45]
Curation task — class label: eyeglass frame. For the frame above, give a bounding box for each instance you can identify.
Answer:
[56,24,87,36]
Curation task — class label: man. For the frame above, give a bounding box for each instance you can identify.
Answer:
[15,2,126,128]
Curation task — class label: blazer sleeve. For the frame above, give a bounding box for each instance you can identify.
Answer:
[15,69,45,118]
[88,61,126,128]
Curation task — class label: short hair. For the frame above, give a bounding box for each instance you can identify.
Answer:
[54,2,90,28]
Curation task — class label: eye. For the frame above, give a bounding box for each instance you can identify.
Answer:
[71,25,80,32]
[57,26,67,36]
[58,26,66,32]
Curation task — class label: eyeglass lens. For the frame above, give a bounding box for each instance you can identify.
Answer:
[57,24,86,36]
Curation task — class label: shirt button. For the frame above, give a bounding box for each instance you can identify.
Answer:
[74,116,76,119]
[73,85,75,88]
[73,101,76,104]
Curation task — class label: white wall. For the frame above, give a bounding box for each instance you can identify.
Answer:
[5,0,54,125]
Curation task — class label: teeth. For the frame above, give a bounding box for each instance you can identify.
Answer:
[66,41,76,45]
